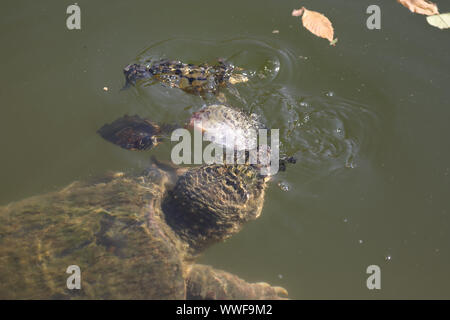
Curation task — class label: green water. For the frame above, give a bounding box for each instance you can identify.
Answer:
[1,0,449,299]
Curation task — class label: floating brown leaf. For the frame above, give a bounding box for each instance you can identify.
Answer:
[291,7,337,45]
[397,0,439,16]
[426,13,450,29]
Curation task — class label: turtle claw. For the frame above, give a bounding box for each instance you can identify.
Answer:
[255,282,289,299]
[273,286,289,298]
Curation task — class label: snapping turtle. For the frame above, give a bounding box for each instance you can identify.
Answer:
[0,163,288,299]
[123,59,248,95]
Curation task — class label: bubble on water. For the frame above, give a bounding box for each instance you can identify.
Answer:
[303,114,310,122]
[257,59,281,81]
[278,274,283,279]
[385,255,392,261]
[345,161,356,169]
[278,181,290,192]
[300,101,309,107]
[325,91,335,97]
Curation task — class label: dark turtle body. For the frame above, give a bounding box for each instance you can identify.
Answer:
[0,163,287,299]
[123,59,248,95]
[97,115,162,151]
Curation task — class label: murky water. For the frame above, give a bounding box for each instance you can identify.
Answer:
[1,0,449,299]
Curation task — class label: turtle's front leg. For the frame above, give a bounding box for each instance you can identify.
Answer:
[186,264,288,300]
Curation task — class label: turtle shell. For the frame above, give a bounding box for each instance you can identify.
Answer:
[189,104,264,151]
[124,59,248,95]
[0,169,187,299]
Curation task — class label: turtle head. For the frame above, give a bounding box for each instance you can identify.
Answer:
[122,63,152,89]
[162,164,267,255]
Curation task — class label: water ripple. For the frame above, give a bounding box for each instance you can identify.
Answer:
[127,37,380,178]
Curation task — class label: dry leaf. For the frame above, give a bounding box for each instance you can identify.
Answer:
[397,0,439,16]
[291,7,336,45]
[426,13,450,29]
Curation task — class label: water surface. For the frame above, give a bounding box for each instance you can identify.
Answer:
[1,0,449,299]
